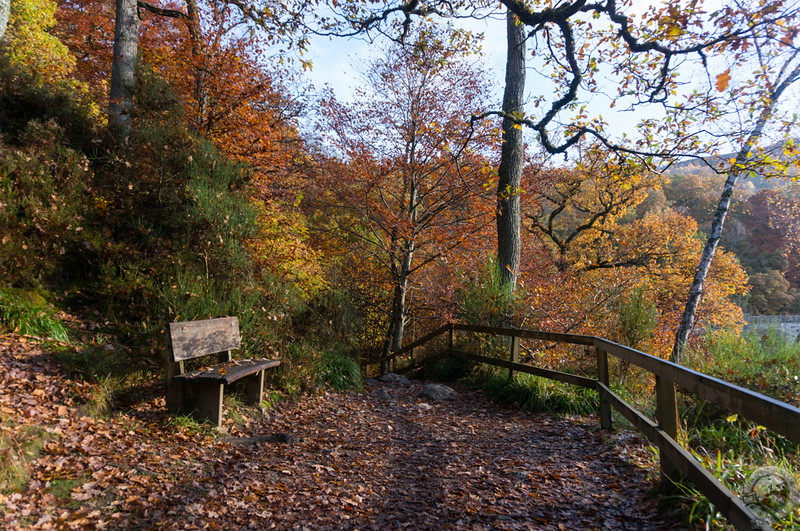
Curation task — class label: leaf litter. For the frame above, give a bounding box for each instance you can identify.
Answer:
[0,333,680,529]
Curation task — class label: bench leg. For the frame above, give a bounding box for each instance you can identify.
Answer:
[165,380,185,414]
[242,370,265,406]
[184,381,224,427]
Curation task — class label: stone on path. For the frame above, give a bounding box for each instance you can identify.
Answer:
[378,373,410,385]
[419,383,456,400]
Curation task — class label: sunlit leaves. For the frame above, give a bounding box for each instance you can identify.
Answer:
[314,25,496,347]
[715,68,732,92]
[5,0,75,81]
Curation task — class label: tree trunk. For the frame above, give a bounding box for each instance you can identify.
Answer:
[109,0,140,142]
[381,247,413,374]
[0,0,10,42]
[184,0,207,130]
[670,62,800,363]
[496,9,526,289]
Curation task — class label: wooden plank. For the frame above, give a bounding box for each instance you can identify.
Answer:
[595,383,768,531]
[658,428,769,531]
[596,382,658,441]
[452,323,595,345]
[596,348,611,430]
[391,324,452,359]
[168,317,241,362]
[656,375,679,438]
[451,351,596,389]
[509,336,520,380]
[174,359,280,385]
[656,375,680,491]
[183,380,224,427]
[595,338,800,443]
[242,371,265,405]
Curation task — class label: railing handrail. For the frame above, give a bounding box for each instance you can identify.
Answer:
[379,322,799,443]
[593,337,799,442]
[373,321,800,530]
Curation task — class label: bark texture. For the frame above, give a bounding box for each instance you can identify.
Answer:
[0,0,10,42]
[497,10,526,289]
[109,0,140,142]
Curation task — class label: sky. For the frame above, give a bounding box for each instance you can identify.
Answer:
[303,15,508,102]
[297,1,776,156]
[298,4,672,150]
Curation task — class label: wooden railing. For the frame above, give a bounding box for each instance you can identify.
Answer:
[373,322,800,531]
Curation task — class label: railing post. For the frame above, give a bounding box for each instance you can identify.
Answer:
[596,347,612,430]
[448,325,454,354]
[656,375,680,491]
[509,336,520,380]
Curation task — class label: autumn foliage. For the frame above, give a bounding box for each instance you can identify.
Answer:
[4,0,794,366]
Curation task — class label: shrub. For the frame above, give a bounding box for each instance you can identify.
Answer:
[456,259,522,327]
[0,120,100,289]
[465,365,598,415]
[686,328,800,406]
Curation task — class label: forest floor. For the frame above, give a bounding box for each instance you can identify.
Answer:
[0,332,683,530]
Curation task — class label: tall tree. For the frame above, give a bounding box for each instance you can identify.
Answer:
[671,3,800,362]
[522,149,748,355]
[496,9,526,289]
[108,0,140,141]
[317,27,494,367]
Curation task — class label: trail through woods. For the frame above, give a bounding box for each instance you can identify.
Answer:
[0,333,680,529]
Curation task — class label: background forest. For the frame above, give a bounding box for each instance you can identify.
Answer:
[1,0,797,371]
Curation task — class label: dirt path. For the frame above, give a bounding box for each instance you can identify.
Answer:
[0,334,679,529]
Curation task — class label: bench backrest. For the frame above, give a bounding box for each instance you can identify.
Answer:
[167,317,240,363]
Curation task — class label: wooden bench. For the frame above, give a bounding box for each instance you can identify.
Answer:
[165,316,280,427]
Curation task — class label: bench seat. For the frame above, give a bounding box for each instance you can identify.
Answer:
[173,359,281,385]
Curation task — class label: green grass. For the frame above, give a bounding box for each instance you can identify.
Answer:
[686,328,800,406]
[276,341,363,394]
[0,288,70,342]
[461,365,599,415]
[318,350,363,391]
[656,328,800,529]
[47,478,85,509]
[0,425,50,493]
[166,414,217,436]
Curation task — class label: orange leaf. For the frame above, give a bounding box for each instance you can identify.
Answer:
[715,69,731,92]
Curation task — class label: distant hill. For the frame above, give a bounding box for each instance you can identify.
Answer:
[665,140,799,190]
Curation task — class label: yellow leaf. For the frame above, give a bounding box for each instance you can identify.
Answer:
[715,69,731,92]
[667,24,684,37]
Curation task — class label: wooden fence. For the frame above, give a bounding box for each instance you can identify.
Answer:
[372,322,800,531]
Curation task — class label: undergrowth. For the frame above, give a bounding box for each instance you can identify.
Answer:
[0,425,50,493]
[0,288,70,342]
[277,341,363,395]
[468,367,599,416]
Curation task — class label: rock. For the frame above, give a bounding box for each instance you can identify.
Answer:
[226,432,298,445]
[378,389,391,400]
[267,432,298,444]
[418,383,456,400]
[378,373,410,385]
[417,402,433,411]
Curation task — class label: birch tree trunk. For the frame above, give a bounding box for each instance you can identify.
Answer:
[109,0,140,142]
[496,9,526,289]
[0,0,10,42]
[671,61,800,363]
